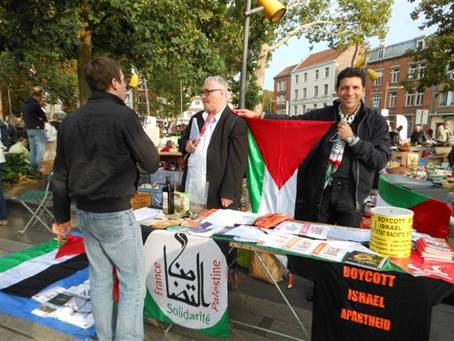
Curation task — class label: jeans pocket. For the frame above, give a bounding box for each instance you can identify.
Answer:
[87,212,127,243]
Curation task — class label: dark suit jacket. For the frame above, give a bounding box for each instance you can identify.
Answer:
[179,106,248,209]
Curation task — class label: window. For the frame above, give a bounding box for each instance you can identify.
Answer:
[295,75,299,84]
[324,84,328,95]
[372,94,381,108]
[416,39,425,50]
[405,92,415,106]
[408,64,417,79]
[314,103,318,109]
[378,49,384,59]
[418,63,426,79]
[294,89,298,99]
[315,70,319,80]
[302,104,306,113]
[389,92,397,108]
[440,92,448,106]
[294,106,298,115]
[303,72,307,82]
[281,81,286,91]
[324,103,328,107]
[447,62,454,79]
[314,86,319,97]
[303,88,307,98]
[374,71,383,86]
[391,67,400,83]
[415,92,424,106]
[276,82,280,92]
[325,67,329,78]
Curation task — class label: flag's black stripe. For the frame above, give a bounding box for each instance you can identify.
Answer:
[1,254,88,297]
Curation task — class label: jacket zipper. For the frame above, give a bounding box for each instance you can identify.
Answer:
[355,111,368,212]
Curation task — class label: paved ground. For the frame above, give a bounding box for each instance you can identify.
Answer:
[0,195,453,340]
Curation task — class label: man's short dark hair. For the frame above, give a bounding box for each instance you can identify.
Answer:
[83,57,123,92]
[336,67,366,89]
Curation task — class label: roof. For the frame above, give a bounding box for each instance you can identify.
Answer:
[294,48,345,71]
[274,64,298,79]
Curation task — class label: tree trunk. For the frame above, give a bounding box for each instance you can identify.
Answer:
[254,43,270,114]
[77,1,92,106]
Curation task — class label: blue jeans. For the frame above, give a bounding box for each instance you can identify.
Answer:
[26,129,46,168]
[77,209,145,341]
[0,164,6,220]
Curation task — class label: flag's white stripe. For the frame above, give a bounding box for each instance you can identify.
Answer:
[0,250,74,289]
[258,168,298,218]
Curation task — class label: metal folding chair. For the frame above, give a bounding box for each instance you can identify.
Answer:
[14,172,54,234]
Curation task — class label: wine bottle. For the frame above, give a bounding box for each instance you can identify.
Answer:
[162,176,175,214]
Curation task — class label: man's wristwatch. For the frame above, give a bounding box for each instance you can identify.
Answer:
[345,135,356,144]
[346,134,360,146]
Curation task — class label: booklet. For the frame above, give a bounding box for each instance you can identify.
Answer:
[286,237,321,255]
[344,251,388,270]
[311,242,349,262]
[274,221,330,239]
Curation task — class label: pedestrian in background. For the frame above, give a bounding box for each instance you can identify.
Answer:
[20,87,47,170]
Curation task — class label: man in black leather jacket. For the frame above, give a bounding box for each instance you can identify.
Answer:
[238,67,390,227]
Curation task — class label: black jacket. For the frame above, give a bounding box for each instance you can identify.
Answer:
[52,91,160,223]
[265,100,390,221]
[20,96,47,129]
[179,107,248,209]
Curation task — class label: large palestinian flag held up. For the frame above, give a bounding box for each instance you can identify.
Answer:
[245,117,333,217]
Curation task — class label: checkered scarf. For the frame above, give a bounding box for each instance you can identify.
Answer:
[323,105,360,189]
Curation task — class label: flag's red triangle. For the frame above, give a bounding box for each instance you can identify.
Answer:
[245,117,334,189]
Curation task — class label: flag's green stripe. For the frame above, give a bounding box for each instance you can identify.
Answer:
[378,175,427,208]
[246,130,265,213]
[0,240,59,272]
[144,291,230,337]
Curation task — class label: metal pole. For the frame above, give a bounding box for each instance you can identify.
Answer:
[7,86,12,116]
[144,79,150,115]
[180,79,183,116]
[428,85,437,131]
[239,0,252,108]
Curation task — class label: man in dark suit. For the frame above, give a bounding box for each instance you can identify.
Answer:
[180,76,248,210]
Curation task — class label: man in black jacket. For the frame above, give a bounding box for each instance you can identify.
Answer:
[238,67,390,227]
[20,87,48,169]
[52,57,159,340]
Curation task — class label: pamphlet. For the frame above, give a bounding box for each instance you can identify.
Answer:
[312,242,349,262]
[344,251,388,270]
[286,237,321,255]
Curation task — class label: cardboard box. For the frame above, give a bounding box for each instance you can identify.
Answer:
[131,192,151,209]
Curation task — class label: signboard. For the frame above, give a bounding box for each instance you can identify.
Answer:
[143,230,229,337]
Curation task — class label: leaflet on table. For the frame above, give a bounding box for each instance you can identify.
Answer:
[257,232,297,248]
[274,221,330,239]
[285,237,322,255]
[223,225,269,242]
[201,209,258,227]
[133,207,164,222]
[327,225,371,243]
[311,241,350,262]
[187,221,227,237]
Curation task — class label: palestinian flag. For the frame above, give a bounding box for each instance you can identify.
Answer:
[0,236,88,296]
[377,175,452,238]
[245,117,333,217]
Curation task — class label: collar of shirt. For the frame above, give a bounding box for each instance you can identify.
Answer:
[203,105,226,124]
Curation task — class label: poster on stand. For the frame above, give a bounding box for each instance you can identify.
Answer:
[143,230,229,337]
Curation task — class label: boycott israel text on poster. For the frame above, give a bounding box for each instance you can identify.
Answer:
[143,230,229,337]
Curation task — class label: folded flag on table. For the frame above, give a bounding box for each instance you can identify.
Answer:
[0,238,95,340]
[377,175,452,238]
[0,236,88,297]
[244,117,333,217]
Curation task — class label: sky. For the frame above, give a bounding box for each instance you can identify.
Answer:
[263,0,437,90]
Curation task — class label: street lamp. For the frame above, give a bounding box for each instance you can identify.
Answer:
[239,0,286,108]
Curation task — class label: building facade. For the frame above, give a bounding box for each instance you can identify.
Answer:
[272,64,298,114]
[288,47,360,116]
[365,36,438,138]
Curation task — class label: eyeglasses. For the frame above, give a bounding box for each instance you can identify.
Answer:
[202,89,222,96]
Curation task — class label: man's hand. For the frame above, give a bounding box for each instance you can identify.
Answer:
[185,140,196,154]
[221,198,233,208]
[234,109,261,119]
[337,121,354,141]
[52,221,72,243]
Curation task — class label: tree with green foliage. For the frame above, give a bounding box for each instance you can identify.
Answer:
[408,0,454,91]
